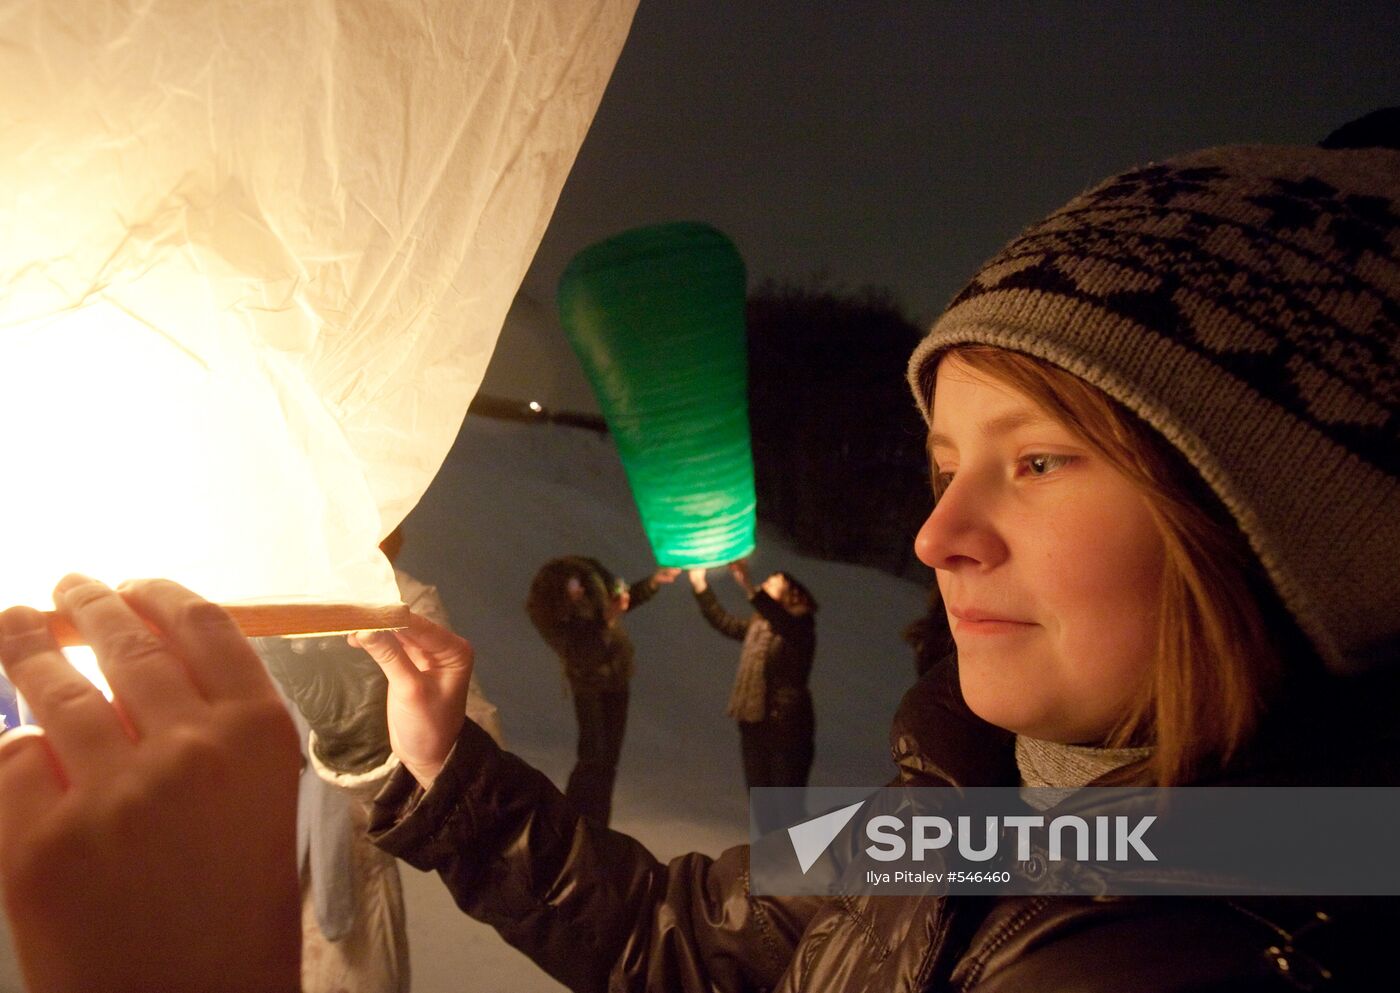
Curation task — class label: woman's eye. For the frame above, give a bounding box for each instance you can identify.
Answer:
[1019,453,1075,477]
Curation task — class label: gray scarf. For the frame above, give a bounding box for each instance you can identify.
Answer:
[1016,735,1152,810]
[725,623,769,723]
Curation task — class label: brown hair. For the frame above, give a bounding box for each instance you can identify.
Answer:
[772,571,819,613]
[930,346,1285,786]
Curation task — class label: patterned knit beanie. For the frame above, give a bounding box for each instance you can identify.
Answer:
[908,137,1399,676]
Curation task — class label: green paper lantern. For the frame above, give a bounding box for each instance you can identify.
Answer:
[558,222,755,568]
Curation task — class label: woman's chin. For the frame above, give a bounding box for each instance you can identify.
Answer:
[959,670,1039,735]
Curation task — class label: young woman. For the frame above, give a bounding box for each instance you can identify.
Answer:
[688,561,818,796]
[348,134,1398,990]
[525,556,682,826]
[1,128,1394,990]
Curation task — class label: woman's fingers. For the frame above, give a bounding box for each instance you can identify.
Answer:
[0,728,64,843]
[396,612,474,667]
[0,605,132,784]
[355,612,473,677]
[352,630,424,683]
[52,576,205,732]
[0,584,303,993]
[351,614,475,791]
[115,579,279,704]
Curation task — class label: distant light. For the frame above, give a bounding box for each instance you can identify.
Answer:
[528,400,543,412]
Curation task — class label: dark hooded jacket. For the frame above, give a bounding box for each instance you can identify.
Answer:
[693,587,815,724]
[526,556,661,693]
[367,651,1398,992]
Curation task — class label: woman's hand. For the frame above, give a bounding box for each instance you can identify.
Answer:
[761,572,790,602]
[687,568,709,592]
[0,576,301,993]
[727,559,754,596]
[350,613,474,791]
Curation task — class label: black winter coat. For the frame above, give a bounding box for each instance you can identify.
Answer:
[369,657,1397,991]
[694,587,815,724]
[539,574,661,693]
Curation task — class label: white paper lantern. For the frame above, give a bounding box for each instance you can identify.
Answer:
[0,0,636,612]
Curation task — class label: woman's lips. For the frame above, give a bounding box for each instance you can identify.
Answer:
[948,608,1036,636]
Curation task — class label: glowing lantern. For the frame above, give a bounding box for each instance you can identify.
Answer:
[558,222,756,568]
[0,0,637,622]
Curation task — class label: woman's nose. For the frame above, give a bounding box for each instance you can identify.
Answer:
[914,480,1008,572]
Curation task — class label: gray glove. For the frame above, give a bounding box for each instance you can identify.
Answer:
[255,635,391,775]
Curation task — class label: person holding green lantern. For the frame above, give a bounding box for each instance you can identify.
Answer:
[525,556,681,827]
[687,560,818,811]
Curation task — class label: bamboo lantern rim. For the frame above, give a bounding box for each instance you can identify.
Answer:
[43,602,410,648]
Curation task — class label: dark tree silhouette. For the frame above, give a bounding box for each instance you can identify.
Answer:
[745,279,934,581]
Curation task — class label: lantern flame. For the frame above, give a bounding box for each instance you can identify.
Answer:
[0,283,394,610]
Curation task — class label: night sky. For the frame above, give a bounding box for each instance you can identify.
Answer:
[484,1,1400,412]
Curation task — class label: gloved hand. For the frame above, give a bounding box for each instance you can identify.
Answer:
[256,634,391,775]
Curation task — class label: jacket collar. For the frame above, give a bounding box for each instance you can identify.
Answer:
[889,655,1017,788]
[891,654,1400,788]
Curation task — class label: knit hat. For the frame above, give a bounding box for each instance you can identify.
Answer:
[908,140,1399,675]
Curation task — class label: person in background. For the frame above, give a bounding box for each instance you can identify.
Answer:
[688,560,818,807]
[525,556,680,826]
[257,632,410,993]
[256,525,505,993]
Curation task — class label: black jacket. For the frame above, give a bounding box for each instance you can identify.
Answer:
[368,656,1396,991]
[533,570,661,693]
[694,587,815,723]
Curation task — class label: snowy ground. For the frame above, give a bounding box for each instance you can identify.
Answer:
[0,415,931,992]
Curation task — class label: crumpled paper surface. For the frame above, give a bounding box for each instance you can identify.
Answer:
[0,0,636,607]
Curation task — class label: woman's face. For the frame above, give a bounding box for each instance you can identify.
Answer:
[915,357,1164,744]
[762,573,811,616]
[606,582,630,620]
